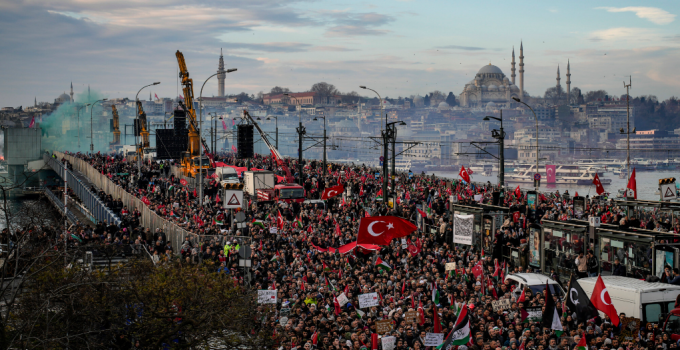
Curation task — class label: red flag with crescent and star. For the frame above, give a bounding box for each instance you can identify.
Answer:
[593,174,605,195]
[459,166,471,183]
[276,210,284,229]
[590,275,620,326]
[321,184,344,200]
[357,216,417,245]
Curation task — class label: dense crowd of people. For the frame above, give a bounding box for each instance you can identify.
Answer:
[57,150,680,350]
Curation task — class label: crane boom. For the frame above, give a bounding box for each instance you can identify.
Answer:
[110,105,121,148]
[136,101,150,150]
[242,110,295,183]
[175,50,208,177]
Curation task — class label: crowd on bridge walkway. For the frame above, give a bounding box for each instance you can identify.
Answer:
[56,150,680,350]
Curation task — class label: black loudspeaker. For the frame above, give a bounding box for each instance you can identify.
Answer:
[492,191,500,206]
[237,124,254,159]
[173,110,186,131]
[156,129,188,160]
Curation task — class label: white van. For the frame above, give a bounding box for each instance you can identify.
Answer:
[216,167,240,186]
[578,276,680,324]
[504,273,566,299]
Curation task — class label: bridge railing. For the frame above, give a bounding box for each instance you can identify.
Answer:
[53,152,194,252]
[44,154,121,226]
[43,187,80,225]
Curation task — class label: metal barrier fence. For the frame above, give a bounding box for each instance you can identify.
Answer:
[43,187,80,224]
[44,154,121,226]
[53,152,194,253]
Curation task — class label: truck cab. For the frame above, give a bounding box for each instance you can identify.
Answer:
[182,154,214,178]
[663,304,680,341]
[216,167,240,186]
[274,184,305,203]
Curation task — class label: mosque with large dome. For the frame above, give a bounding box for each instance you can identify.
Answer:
[458,43,525,109]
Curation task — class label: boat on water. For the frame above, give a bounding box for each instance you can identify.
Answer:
[576,159,625,170]
[506,164,611,185]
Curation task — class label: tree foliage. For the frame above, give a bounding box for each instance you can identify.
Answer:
[446,92,456,106]
[310,82,338,99]
[584,90,608,103]
[270,86,290,95]
[11,258,274,349]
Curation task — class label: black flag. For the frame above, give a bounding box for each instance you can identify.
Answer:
[565,274,599,322]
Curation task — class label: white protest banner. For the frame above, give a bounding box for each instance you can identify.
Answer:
[269,227,278,234]
[424,333,445,347]
[453,214,474,245]
[382,336,396,350]
[258,290,277,304]
[358,292,379,309]
[445,262,456,271]
[337,292,349,307]
[492,299,511,312]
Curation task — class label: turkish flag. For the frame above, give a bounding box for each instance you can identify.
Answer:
[277,210,284,229]
[626,168,637,199]
[471,260,484,279]
[590,275,620,326]
[417,208,427,218]
[321,184,344,200]
[141,196,150,206]
[180,179,188,186]
[593,174,605,195]
[514,185,521,198]
[459,166,471,183]
[357,216,417,245]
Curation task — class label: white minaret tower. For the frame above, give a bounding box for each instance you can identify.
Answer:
[217,48,226,97]
[511,47,516,85]
[519,41,524,99]
[566,60,571,105]
[70,82,74,103]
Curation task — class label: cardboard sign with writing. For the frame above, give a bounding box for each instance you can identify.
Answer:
[376,320,393,334]
[358,292,379,309]
[269,227,278,234]
[424,333,445,347]
[404,310,418,325]
[337,293,349,307]
[382,336,396,350]
[492,299,511,312]
[445,262,456,271]
[258,290,277,304]
[618,317,640,344]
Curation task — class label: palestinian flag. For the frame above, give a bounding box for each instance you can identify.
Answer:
[542,282,564,336]
[70,233,83,243]
[323,261,331,272]
[168,184,174,191]
[574,332,587,350]
[252,219,265,229]
[432,281,441,305]
[376,257,392,272]
[325,278,338,291]
[271,251,281,262]
[437,303,469,349]
[356,308,365,319]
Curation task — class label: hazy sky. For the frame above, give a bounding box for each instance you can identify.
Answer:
[2,0,679,107]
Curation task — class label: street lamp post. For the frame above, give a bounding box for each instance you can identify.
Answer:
[483,111,505,196]
[360,86,388,198]
[199,68,236,206]
[513,97,539,192]
[387,121,406,196]
[313,114,327,174]
[284,93,305,185]
[623,77,632,183]
[266,115,279,150]
[90,99,108,152]
[76,103,90,151]
[136,82,160,176]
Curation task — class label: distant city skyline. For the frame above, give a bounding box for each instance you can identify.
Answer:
[1,0,679,107]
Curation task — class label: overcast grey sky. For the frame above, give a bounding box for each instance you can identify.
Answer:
[2,0,679,107]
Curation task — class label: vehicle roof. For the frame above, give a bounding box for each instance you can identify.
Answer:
[577,276,680,293]
[277,183,303,188]
[504,273,559,285]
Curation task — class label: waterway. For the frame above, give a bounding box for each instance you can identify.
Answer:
[434,170,678,201]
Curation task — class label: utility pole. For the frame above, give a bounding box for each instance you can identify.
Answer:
[484,112,505,197]
[391,123,396,194]
[285,93,305,184]
[624,76,632,183]
[382,127,389,198]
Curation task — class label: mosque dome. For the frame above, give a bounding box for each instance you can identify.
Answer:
[413,95,424,102]
[57,93,71,103]
[481,85,487,91]
[487,84,498,91]
[485,102,497,110]
[438,101,450,109]
[477,64,503,75]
